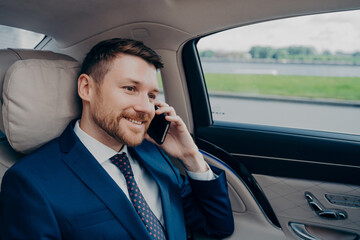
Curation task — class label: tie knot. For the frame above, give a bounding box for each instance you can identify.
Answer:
[110,152,134,176]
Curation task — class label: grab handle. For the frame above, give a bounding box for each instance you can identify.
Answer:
[289,223,319,240]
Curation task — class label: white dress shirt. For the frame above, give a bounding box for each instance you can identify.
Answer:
[73,120,215,226]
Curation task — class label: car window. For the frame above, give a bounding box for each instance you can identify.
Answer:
[0,25,44,49]
[157,70,165,102]
[197,10,360,135]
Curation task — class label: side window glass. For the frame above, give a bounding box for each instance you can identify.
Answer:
[0,25,44,49]
[197,10,360,135]
[157,70,165,102]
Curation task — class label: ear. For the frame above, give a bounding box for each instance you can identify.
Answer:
[78,73,94,102]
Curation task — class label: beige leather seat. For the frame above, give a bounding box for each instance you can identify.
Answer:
[0,49,81,186]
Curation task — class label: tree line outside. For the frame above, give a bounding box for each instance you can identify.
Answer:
[199,46,360,101]
[199,46,360,65]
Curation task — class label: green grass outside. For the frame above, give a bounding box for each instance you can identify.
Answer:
[158,72,163,89]
[204,73,360,101]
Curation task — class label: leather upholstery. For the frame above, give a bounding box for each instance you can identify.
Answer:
[0,49,80,187]
[0,49,80,153]
[2,59,80,153]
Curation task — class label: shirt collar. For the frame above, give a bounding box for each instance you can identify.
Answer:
[73,120,128,164]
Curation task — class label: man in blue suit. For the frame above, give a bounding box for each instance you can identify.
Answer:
[0,38,234,239]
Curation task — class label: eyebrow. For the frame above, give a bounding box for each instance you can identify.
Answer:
[153,88,160,94]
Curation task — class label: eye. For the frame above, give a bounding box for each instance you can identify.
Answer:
[124,86,135,92]
[148,93,156,100]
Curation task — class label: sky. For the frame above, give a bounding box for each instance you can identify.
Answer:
[198,9,360,54]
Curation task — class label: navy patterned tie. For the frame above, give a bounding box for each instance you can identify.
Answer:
[110,152,166,240]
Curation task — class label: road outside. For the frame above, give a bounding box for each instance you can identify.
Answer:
[209,95,360,135]
[200,61,360,136]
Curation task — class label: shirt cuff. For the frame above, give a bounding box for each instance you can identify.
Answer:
[186,164,217,181]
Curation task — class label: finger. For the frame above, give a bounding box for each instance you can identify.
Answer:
[154,101,173,115]
[165,115,186,127]
[154,100,169,108]
[156,106,176,116]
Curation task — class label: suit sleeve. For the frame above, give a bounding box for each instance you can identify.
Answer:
[179,165,234,238]
[0,167,61,239]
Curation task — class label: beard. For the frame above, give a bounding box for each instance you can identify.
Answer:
[92,104,151,147]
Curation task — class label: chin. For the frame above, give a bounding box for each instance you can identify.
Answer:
[124,139,144,147]
[120,133,146,147]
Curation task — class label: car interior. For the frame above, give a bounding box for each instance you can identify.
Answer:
[1,0,360,239]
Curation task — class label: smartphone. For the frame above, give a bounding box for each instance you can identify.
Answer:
[147,106,171,145]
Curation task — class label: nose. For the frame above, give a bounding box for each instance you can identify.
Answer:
[133,93,154,115]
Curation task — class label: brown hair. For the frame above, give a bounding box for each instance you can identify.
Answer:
[80,38,163,83]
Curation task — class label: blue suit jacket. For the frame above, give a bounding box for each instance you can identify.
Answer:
[0,122,234,239]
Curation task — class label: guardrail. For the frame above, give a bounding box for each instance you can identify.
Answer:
[208,92,360,108]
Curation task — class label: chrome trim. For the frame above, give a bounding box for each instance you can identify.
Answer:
[289,223,320,240]
[231,153,360,169]
[305,192,348,220]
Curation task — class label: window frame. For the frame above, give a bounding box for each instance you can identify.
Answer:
[183,37,360,143]
[183,38,360,177]
[182,11,360,233]
[191,10,360,137]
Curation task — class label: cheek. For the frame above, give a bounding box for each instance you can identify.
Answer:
[112,92,134,107]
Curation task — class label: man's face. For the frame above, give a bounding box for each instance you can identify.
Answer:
[90,54,159,147]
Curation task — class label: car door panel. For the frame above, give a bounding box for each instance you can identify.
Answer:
[255,174,360,239]
[195,126,360,239]
[196,124,359,186]
[193,153,286,240]
[182,39,360,239]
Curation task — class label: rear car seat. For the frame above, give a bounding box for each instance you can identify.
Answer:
[0,49,81,187]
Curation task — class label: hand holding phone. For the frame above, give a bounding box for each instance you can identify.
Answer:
[147,106,171,145]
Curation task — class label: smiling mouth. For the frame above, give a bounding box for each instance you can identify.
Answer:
[124,117,143,125]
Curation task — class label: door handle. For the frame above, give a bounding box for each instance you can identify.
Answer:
[289,222,319,240]
[290,222,359,240]
[305,192,347,220]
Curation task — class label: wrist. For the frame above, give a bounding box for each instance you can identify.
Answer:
[180,150,208,173]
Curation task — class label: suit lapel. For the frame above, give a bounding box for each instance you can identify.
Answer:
[59,124,151,240]
[131,142,187,240]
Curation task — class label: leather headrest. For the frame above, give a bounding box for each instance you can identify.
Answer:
[0,49,81,153]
